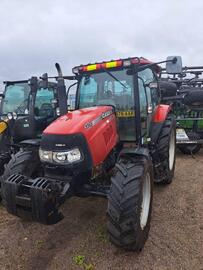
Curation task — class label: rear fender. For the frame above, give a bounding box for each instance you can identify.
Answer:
[150,104,171,144]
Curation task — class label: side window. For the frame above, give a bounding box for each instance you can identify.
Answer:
[35,88,54,117]
[79,77,97,107]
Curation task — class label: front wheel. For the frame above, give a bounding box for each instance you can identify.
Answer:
[1,148,42,203]
[107,158,153,251]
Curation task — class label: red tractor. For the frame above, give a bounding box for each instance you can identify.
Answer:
[1,56,181,251]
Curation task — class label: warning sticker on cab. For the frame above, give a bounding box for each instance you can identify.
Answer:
[116,111,135,118]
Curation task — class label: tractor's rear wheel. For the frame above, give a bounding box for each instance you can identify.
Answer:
[107,158,153,251]
[153,116,176,184]
[1,148,42,203]
[178,144,201,155]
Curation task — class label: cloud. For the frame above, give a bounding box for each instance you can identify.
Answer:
[0,0,203,86]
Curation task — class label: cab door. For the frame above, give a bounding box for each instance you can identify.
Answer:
[34,87,56,133]
[138,68,158,142]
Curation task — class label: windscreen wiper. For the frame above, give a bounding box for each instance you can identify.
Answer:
[102,68,128,89]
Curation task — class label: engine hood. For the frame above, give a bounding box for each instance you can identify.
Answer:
[42,106,118,167]
[43,106,114,135]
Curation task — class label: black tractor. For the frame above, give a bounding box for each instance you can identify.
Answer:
[0,65,75,194]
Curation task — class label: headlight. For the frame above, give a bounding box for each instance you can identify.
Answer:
[39,148,82,164]
[39,149,53,162]
[53,148,82,163]
[7,113,13,120]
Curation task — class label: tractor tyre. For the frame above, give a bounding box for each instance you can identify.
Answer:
[154,115,176,184]
[159,81,177,97]
[178,144,201,155]
[0,153,11,176]
[184,90,203,107]
[0,153,11,201]
[1,148,42,203]
[107,158,153,251]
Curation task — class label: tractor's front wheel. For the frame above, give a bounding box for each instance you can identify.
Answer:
[0,153,11,176]
[1,148,42,203]
[107,158,153,251]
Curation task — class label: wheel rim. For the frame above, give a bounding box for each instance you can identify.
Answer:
[140,173,151,230]
[169,130,175,170]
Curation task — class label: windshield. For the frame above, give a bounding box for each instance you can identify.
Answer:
[79,69,137,141]
[2,83,30,114]
[78,69,134,111]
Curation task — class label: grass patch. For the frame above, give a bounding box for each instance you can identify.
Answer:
[96,225,109,243]
[73,255,94,270]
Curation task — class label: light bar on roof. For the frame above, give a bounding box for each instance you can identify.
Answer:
[80,60,123,72]
[72,57,154,74]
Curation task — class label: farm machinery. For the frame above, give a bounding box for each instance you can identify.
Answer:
[161,65,203,154]
[1,56,181,251]
[0,66,75,188]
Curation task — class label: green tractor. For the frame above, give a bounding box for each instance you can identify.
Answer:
[161,65,203,154]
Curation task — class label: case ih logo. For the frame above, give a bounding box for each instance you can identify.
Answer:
[84,109,113,129]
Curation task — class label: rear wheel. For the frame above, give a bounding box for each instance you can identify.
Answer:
[107,158,153,251]
[153,116,176,184]
[178,144,201,154]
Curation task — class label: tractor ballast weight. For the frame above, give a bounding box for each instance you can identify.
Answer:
[2,56,179,251]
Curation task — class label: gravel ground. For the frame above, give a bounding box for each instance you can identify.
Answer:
[0,150,202,270]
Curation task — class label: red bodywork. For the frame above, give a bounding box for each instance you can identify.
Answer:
[152,104,171,123]
[43,106,118,166]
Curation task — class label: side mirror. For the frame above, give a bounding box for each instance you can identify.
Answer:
[166,56,182,74]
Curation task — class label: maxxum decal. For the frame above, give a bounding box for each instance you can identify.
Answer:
[84,109,114,129]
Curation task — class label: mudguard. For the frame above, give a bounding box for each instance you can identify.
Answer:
[19,139,41,146]
[150,104,171,144]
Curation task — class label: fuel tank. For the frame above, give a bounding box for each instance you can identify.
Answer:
[43,106,118,166]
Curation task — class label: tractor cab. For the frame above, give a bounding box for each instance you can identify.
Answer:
[0,78,58,143]
[73,58,161,143]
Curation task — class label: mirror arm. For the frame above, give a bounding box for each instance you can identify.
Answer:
[137,58,177,72]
